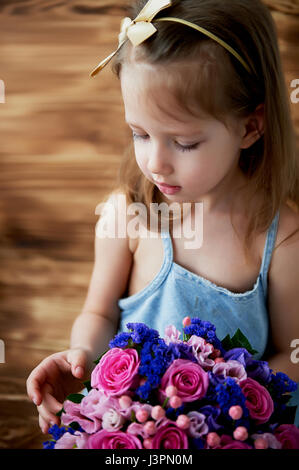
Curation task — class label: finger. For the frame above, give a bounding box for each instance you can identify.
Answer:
[67,349,87,378]
[42,387,64,415]
[39,414,51,434]
[26,369,47,406]
[38,401,60,430]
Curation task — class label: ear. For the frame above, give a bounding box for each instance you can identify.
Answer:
[240,103,264,149]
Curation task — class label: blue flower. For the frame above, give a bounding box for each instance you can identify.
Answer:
[167,342,198,363]
[135,338,171,400]
[48,424,69,441]
[198,405,223,433]
[109,332,131,348]
[269,372,297,398]
[43,440,55,449]
[126,323,159,344]
[214,377,249,427]
[190,437,205,449]
[184,318,224,354]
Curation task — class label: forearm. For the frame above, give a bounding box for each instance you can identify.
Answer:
[70,311,118,373]
[267,352,299,383]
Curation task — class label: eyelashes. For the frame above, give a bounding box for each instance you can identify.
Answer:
[131,133,200,153]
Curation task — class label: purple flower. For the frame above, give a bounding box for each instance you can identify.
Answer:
[198,405,223,432]
[245,359,272,383]
[223,348,252,367]
[187,411,209,438]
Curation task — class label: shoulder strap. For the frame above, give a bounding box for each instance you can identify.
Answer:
[260,210,280,297]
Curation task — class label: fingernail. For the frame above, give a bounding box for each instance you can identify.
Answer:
[33,397,37,405]
[76,366,83,375]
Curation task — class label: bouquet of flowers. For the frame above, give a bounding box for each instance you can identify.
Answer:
[43,317,299,449]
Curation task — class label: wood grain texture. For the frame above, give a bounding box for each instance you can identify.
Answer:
[0,0,298,449]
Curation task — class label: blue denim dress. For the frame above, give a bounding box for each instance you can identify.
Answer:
[117,209,299,426]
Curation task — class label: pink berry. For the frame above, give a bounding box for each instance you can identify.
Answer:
[233,426,248,441]
[176,415,190,430]
[136,409,149,423]
[151,405,165,420]
[206,432,221,448]
[143,421,157,436]
[118,395,132,409]
[254,437,268,449]
[228,405,243,420]
[169,395,182,409]
[143,438,153,449]
[165,385,177,397]
[183,316,191,327]
[214,357,225,363]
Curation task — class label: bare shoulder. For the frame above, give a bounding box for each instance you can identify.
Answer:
[275,202,299,250]
[96,190,139,254]
[266,203,299,357]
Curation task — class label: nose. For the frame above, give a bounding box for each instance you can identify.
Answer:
[147,141,173,176]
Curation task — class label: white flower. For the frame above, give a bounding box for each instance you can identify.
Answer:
[212,359,247,383]
[102,408,125,432]
[187,411,209,438]
[164,325,182,345]
[187,335,215,369]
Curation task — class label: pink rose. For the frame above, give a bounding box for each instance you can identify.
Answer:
[159,359,209,404]
[91,348,140,396]
[274,424,299,449]
[240,378,274,424]
[215,434,253,449]
[151,419,188,449]
[87,429,143,449]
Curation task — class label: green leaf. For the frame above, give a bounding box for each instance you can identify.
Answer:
[93,349,109,365]
[221,329,258,355]
[56,407,65,417]
[68,421,82,431]
[66,393,85,404]
[83,380,92,392]
[221,334,234,351]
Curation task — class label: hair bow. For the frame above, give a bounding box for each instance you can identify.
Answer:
[90,0,172,78]
[90,0,253,78]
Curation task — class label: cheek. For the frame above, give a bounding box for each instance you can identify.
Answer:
[134,147,149,176]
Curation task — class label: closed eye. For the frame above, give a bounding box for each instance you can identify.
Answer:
[131,133,200,153]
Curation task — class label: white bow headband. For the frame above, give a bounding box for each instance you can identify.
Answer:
[90,0,253,78]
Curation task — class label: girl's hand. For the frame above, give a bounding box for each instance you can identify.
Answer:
[26,348,91,434]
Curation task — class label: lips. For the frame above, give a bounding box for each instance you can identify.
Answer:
[154,181,181,195]
[154,181,181,189]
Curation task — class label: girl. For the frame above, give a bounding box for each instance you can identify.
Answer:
[27,0,299,434]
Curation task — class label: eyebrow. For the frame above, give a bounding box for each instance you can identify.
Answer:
[125,121,204,136]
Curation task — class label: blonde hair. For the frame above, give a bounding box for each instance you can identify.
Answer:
[108,0,299,264]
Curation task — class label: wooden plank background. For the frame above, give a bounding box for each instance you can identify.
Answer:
[0,0,298,449]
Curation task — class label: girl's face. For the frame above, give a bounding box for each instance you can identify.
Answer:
[120,62,248,210]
